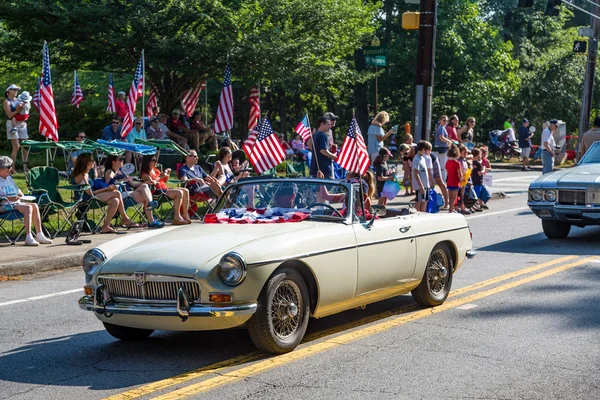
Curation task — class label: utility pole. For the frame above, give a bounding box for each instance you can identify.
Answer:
[577,3,600,159]
[414,0,437,142]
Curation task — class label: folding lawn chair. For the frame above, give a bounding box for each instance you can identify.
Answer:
[286,160,306,177]
[26,167,84,238]
[0,202,25,245]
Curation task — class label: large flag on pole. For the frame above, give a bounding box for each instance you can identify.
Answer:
[181,81,206,118]
[248,85,260,131]
[145,86,158,117]
[32,76,41,112]
[121,55,144,138]
[106,73,116,113]
[242,118,285,174]
[337,117,370,175]
[72,70,84,108]
[295,114,311,143]
[39,42,58,142]
[214,63,233,133]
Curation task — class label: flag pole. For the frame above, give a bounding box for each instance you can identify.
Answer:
[305,110,320,175]
[204,80,208,126]
[141,49,146,119]
[351,110,366,218]
[44,43,49,167]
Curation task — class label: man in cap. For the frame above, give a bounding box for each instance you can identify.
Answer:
[518,118,533,171]
[115,91,127,120]
[541,119,558,174]
[323,112,339,151]
[580,116,600,157]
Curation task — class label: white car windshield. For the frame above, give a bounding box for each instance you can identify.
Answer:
[580,142,600,164]
[209,180,350,223]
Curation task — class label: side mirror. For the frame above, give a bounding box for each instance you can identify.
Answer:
[365,206,385,229]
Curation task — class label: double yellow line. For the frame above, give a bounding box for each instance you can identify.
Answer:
[105,255,593,400]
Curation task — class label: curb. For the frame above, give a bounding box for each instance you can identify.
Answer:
[0,252,84,277]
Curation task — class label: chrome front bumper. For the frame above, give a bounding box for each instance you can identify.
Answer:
[79,285,257,320]
[466,250,476,259]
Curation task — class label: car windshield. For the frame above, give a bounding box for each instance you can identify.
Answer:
[209,180,350,223]
[580,142,600,164]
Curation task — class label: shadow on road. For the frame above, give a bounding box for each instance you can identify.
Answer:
[476,225,600,256]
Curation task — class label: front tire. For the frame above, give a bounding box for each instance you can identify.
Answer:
[412,243,453,307]
[103,322,154,341]
[248,269,310,354]
[493,150,503,162]
[542,219,571,239]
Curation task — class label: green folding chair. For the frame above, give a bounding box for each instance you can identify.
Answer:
[286,160,306,177]
[26,167,83,238]
[0,201,25,245]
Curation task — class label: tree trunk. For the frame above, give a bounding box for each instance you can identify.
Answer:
[277,87,288,140]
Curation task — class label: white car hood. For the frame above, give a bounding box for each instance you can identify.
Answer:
[97,222,322,277]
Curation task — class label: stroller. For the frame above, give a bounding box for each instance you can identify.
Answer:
[488,129,520,161]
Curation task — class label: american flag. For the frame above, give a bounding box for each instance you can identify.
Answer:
[145,86,158,117]
[248,85,260,131]
[39,42,58,142]
[72,70,84,108]
[214,63,233,133]
[181,81,206,117]
[106,73,115,113]
[295,114,311,142]
[121,55,144,138]
[242,118,285,174]
[337,117,370,175]
[32,76,41,112]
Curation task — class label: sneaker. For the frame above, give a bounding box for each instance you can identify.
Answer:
[521,167,528,171]
[148,219,165,229]
[460,209,471,215]
[24,234,39,246]
[36,232,53,244]
[482,204,489,210]
[146,200,159,211]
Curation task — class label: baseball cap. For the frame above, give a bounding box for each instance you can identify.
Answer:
[117,91,126,96]
[549,119,558,124]
[149,116,159,123]
[323,112,339,120]
[172,109,182,114]
[5,84,21,93]
[522,118,529,123]
[378,147,393,157]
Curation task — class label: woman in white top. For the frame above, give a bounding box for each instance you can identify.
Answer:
[0,156,52,246]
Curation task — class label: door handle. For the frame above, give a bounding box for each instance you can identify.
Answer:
[399,226,411,233]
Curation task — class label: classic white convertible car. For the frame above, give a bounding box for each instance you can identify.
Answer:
[79,177,475,353]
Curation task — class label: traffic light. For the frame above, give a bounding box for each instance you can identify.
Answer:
[518,0,534,7]
[546,0,562,17]
[402,12,420,30]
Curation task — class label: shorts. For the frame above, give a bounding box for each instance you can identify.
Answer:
[447,186,460,191]
[6,120,28,140]
[521,147,531,158]
[416,188,430,202]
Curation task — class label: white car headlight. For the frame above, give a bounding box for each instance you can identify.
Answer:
[545,189,557,202]
[83,249,106,277]
[217,253,247,286]
[530,189,543,202]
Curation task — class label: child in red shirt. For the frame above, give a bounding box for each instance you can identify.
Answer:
[445,145,462,213]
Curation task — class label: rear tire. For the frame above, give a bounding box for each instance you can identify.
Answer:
[503,151,512,161]
[412,243,453,307]
[103,322,154,341]
[542,219,571,239]
[247,269,310,354]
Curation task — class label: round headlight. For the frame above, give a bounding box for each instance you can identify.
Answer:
[530,189,543,202]
[545,189,557,202]
[217,253,247,286]
[83,249,106,277]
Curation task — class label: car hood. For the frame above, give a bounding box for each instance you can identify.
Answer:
[97,222,323,277]
[531,164,600,188]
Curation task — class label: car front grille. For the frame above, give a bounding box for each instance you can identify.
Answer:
[558,190,586,205]
[98,275,201,302]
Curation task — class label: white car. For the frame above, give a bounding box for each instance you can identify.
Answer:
[79,177,475,353]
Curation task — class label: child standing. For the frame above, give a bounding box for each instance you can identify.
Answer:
[10,91,31,134]
[412,140,432,212]
[445,145,462,214]
[457,145,471,215]
[471,148,491,210]
[374,147,394,205]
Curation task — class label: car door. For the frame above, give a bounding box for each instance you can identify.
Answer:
[353,213,417,296]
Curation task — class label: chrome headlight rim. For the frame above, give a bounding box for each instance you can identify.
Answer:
[530,189,543,202]
[544,189,557,202]
[217,252,247,286]
[83,248,106,278]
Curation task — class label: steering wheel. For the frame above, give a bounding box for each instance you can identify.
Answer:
[306,202,344,218]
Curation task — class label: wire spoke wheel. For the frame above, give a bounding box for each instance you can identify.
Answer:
[427,249,449,295]
[270,280,302,340]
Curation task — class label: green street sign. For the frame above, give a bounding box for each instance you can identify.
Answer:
[363,46,388,56]
[365,55,386,67]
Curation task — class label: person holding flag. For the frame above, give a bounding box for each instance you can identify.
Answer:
[309,116,336,179]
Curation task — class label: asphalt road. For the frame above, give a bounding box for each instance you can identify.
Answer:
[1,170,599,400]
